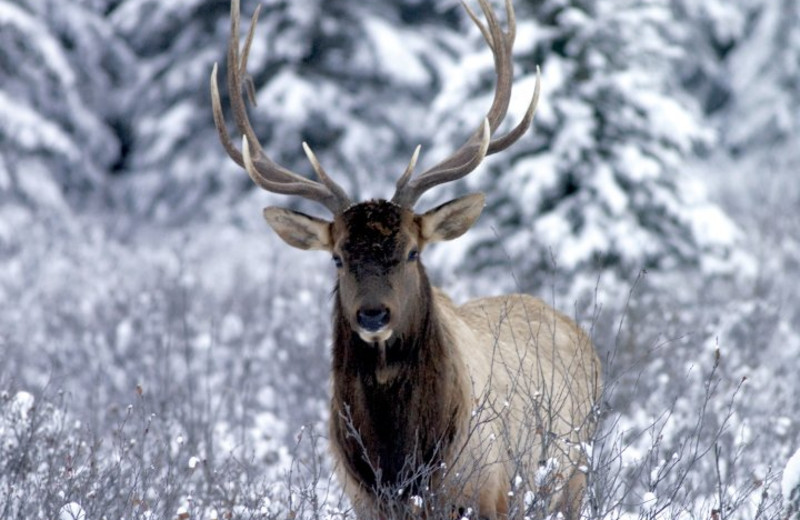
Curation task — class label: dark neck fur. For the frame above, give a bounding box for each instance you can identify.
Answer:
[330,275,461,495]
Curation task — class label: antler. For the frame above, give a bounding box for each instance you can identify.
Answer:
[210,0,352,214]
[392,0,541,208]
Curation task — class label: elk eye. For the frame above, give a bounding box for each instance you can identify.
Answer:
[407,249,419,262]
[332,255,343,268]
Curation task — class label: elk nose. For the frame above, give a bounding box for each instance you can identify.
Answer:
[357,307,390,332]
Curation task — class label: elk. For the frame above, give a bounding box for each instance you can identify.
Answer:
[211,0,602,518]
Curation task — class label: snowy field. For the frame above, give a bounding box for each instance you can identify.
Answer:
[1,0,799,518]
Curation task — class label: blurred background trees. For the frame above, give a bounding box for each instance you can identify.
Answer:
[5,0,785,287]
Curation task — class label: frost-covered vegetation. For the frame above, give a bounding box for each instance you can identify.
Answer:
[1,0,798,518]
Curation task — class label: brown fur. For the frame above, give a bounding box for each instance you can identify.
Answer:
[323,201,603,519]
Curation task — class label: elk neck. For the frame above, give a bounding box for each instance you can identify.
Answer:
[330,273,464,493]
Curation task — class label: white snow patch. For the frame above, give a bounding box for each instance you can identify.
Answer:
[140,101,195,166]
[515,154,558,216]
[687,204,739,247]
[0,3,75,86]
[535,458,560,487]
[524,490,536,509]
[363,18,429,87]
[10,391,35,422]
[593,164,627,215]
[775,416,793,436]
[16,160,69,211]
[261,69,316,122]
[116,319,133,350]
[220,313,244,343]
[617,144,660,181]
[59,502,86,520]
[552,99,595,162]
[642,491,657,511]
[783,447,800,508]
[0,92,75,158]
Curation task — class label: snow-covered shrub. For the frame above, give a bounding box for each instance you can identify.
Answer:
[0,217,337,518]
[785,448,800,520]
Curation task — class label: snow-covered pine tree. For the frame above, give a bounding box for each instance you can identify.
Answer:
[723,0,800,159]
[426,0,740,297]
[0,0,131,244]
[670,0,747,116]
[108,0,468,222]
[716,0,800,260]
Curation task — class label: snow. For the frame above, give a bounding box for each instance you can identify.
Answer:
[0,92,76,158]
[261,69,318,123]
[220,313,245,343]
[642,491,657,511]
[783,447,800,508]
[59,502,86,520]
[617,144,660,182]
[535,458,560,488]
[687,204,739,248]
[116,319,134,351]
[632,89,709,154]
[0,2,75,86]
[139,102,196,167]
[8,391,35,423]
[593,164,627,215]
[364,18,429,87]
[550,99,595,163]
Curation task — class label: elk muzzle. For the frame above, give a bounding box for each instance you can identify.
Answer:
[354,303,394,343]
[357,306,391,332]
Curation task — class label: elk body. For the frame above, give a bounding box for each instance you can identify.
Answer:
[211,0,602,518]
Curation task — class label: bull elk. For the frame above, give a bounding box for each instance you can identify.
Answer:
[211,0,602,518]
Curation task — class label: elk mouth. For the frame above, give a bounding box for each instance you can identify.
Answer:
[357,327,393,344]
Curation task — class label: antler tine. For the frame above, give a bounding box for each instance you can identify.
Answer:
[461,0,495,51]
[302,142,353,205]
[239,4,260,81]
[241,137,338,202]
[394,145,422,191]
[210,0,351,214]
[239,4,261,106]
[210,62,243,166]
[489,65,540,154]
[478,0,514,134]
[392,0,540,208]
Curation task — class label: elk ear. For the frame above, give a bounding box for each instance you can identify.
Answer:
[263,207,332,251]
[418,193,485,243]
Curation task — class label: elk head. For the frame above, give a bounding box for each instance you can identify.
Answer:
[211,0,540,343]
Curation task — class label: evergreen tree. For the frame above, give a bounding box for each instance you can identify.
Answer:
[427,0,740,295]
[671,0,747,116]
[0,0,131,236]
[107,0,466,221]
[722,0,800,157]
